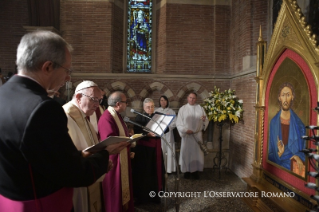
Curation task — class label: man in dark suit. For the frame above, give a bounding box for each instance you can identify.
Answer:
[53,91,67,106]
[0,30,128,212]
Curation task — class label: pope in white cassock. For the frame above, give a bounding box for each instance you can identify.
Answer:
[63,81,112,212]
[155,95,177,173]
[176,92,208,179]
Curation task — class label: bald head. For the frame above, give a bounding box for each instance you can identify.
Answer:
[108,91,127,113]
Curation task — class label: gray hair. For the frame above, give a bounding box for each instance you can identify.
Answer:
[108,91,124,107]
[143,98,154,106]
[16,30,73,73]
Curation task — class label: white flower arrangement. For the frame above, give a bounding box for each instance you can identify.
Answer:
[202,86,244,123]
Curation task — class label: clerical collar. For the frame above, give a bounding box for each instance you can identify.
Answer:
[17,74,41,87]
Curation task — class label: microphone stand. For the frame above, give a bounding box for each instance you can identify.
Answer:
[129,111,180,212]
[66,81,72,102]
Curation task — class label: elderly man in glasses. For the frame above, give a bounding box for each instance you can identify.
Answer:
[0,31,128,212]
[63,80,110,212]
[98,91,135,212]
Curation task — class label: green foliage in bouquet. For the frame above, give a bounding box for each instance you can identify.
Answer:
[202,86,244,123]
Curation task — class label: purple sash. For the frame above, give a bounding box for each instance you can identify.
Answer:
[0,187,73,212]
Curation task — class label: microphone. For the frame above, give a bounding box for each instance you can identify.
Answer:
[308,172,319,178]
[306,126,319,130]
[311,195,319,202]
[123,116,154,134]
[302,135,319,141]
[308,153,319,161]
[305,182,318,189]
[302,135,311,140]
[301,148,317,153]
[130,109,151,120]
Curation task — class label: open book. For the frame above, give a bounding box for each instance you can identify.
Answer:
[84,134,144,153]
[146,113,175,136]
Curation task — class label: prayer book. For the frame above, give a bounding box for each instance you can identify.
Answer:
[84,134,144,153]
[146,113,175,136]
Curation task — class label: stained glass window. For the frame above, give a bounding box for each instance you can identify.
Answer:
[126,0,152,73]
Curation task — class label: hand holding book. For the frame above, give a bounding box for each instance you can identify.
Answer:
[84,134,144,153]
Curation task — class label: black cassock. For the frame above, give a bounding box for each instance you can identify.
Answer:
[131,112,168,204]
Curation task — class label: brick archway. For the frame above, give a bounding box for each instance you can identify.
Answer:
[176,82,209,107]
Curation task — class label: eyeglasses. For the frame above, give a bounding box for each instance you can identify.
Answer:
[81,93,103,104]
[145,105,155,110]
[54,62,73,75]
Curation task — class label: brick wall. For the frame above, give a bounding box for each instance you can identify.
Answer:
[229,0,268,178]
[111,4,124,73]
[229,74,256,178]
[60,1,113,73]
[0,0,270,179]
[156,4,167,73]
[230,0,268,74]
[164,4,230,75]
[0,1,28,76]
[68,78,231,106]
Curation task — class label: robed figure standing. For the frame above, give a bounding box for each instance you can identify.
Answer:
[98,91,134,212]
[131,98,167,204]
[63,81,109,212]
[155,95,177,173]
[0,31,128,212]
[176,92,208,179]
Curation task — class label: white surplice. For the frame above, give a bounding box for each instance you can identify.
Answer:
[176,103,208,173]
[64,102,104,212]
[89,106,104,134]
[66,115,89,212]
[155,107,177,173]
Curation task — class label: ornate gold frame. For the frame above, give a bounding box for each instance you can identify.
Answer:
[244,0,319,211]
[254,0,319,179]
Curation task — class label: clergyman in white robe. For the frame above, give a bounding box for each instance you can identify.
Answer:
[155,107,177,173]
[66,116,89,212]
[176,103,208,173]
[63,102,104,212]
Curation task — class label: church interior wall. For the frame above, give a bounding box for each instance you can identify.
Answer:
[155,3,167,73]
[112,3,125,73]
[60,1,114,73]
[228,0,269,178]
[0,0,28,74]
[229,74,257,178]
[0,0,271,180]
[162,3,230,75]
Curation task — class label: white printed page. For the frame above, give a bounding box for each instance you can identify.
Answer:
[145,114,175,136]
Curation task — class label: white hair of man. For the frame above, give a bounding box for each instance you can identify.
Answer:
[16,30,73,73]
[143,98,154,106]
